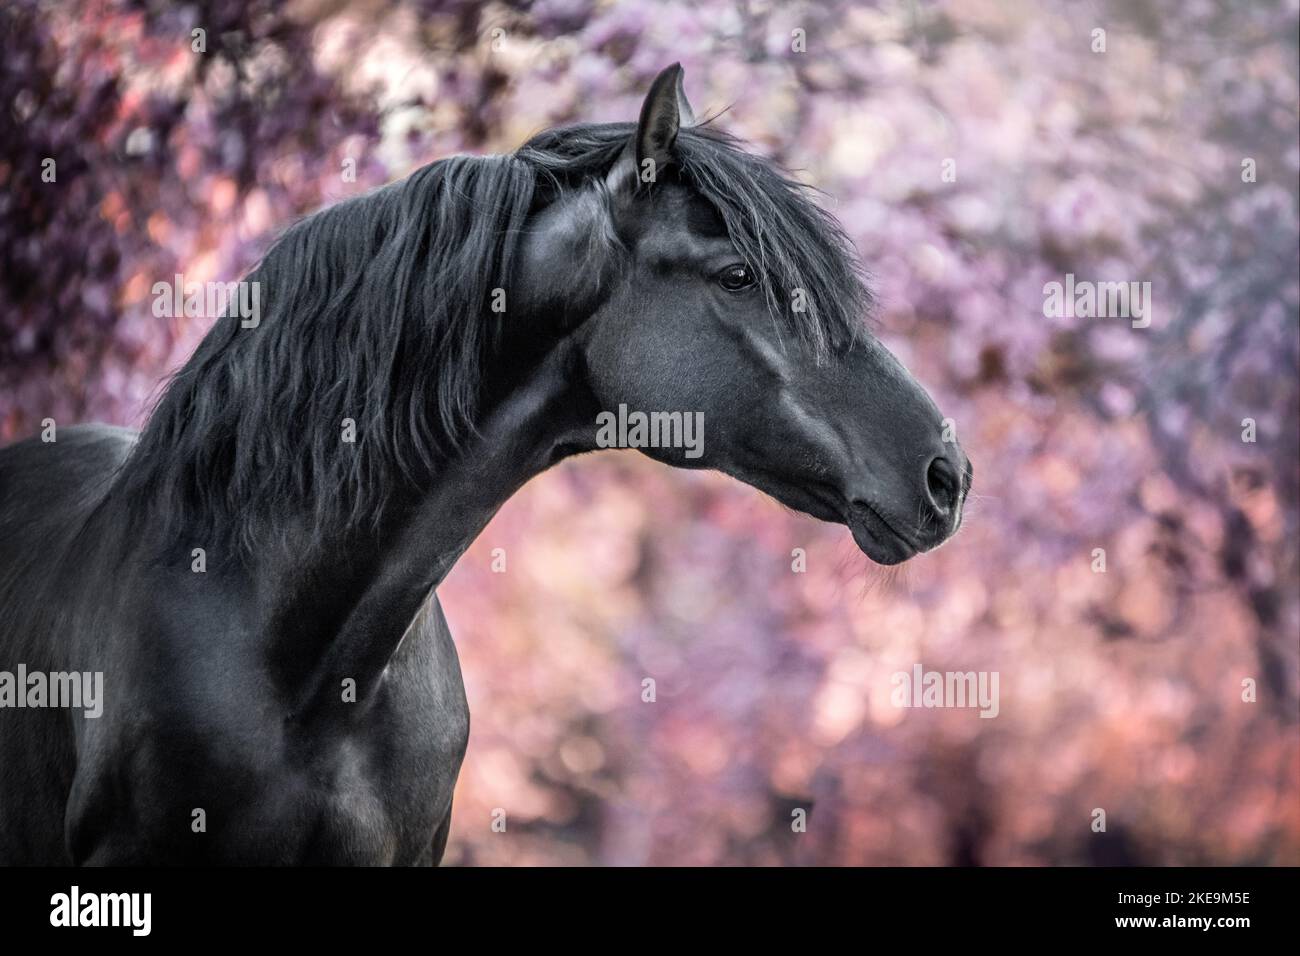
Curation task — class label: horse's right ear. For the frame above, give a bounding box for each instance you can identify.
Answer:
[606,63,696,195]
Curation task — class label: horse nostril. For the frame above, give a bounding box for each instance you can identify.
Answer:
[925,455,960,514]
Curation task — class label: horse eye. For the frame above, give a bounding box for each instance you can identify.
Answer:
[716,264,755,292]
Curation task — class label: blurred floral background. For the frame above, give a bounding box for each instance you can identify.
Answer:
[2,0,1298,865]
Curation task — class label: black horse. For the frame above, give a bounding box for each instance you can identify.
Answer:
[0,65,970,864]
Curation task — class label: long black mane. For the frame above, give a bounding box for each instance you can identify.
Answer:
[118,122,869,554]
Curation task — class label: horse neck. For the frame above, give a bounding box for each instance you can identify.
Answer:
[264,345,597,718]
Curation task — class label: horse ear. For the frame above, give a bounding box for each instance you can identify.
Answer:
[606,63,696,194]
[636,62,696,169]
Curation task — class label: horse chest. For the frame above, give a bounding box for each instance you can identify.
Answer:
[68,612,468,865]
[289,624,470,863]
[229,652,468,864]
[283,736,415,866]
[295,671,468,865]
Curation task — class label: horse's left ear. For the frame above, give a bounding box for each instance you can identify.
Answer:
[607,63,696,193]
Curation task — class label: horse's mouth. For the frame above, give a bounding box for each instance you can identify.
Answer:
[846,501,918,566]
[726,465,924,566]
